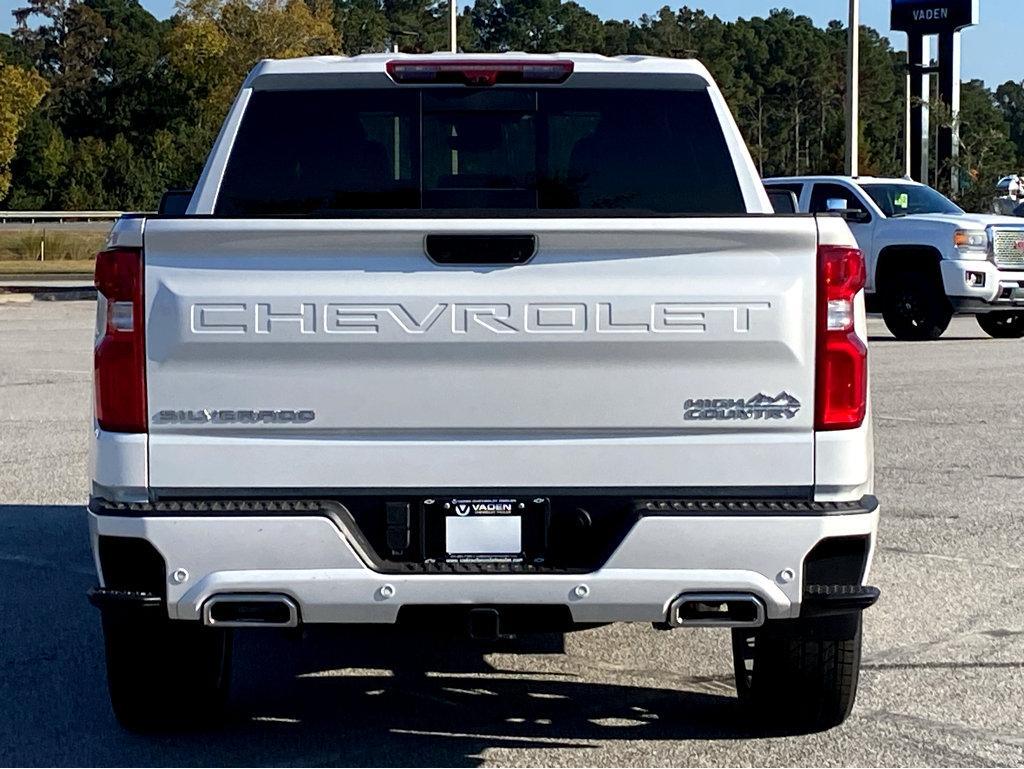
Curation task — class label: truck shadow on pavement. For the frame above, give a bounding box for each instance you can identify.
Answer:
[866,335,988,343]
[0,504,761,767]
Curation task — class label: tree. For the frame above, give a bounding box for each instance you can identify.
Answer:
[169,0,341,117]
[0,31,34,68]
[469,0,603,53]
[82,0,174,138]
[12,0,109,91]
[3,111,67,207]
[2,0,1020,212]
[597,18,642,56]
[727,11,831,177]
[937,80,1020,210]
[381,0,448,52]
[334,0,389,53]
[6,0,201,208]
[0,58,48,201]
[994,80,1024,167]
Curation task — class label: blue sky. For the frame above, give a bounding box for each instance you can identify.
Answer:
[3,0,1021,86]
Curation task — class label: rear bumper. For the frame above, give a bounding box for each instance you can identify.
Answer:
[89,496,879,626]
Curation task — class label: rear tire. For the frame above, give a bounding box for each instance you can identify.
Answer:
[732,613,862,733]
[977,311,1024,339]
[881,273,952,341]
[101,612,232,732]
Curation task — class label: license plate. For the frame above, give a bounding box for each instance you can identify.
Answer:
[444,498,522,556]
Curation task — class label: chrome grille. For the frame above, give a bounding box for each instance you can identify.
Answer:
[992,229,1024,268]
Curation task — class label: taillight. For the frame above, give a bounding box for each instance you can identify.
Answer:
[386,59,574,86]
[94,247,147,433]
[815,245,867,431]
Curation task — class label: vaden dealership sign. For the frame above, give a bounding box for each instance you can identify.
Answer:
[891,0,980,33]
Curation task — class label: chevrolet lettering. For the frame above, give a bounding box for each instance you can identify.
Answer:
[189,301,773,337]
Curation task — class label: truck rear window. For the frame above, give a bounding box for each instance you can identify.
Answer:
[215,88,744,217]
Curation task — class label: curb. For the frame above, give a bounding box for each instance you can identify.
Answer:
[0,285,96,302]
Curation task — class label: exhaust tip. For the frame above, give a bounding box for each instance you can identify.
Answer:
[202,594,299,628]
[668,593,765,628]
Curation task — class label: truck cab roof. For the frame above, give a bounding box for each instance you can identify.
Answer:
[763,175,923,187]
[243,52,717,89]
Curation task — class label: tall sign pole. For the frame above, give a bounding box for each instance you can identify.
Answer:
[907,33,931,182]
[450,0,458,53]
[845,0,861,177]
[891,0,979,188]
[904,47,912,176]
[938,30,963,193]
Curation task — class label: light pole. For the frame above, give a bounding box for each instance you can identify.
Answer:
[845,0,860,177]
[450,0,457,53]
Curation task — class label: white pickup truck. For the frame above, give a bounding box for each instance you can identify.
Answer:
[89,53,879,733]
[765,175,1024,340]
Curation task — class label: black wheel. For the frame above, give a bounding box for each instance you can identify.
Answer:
[101,612,232,731]
[880,272,952,340]
[977,311,1024,339]
[732,613,862,733]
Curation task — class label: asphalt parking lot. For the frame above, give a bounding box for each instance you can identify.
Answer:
[1,300,1022,767]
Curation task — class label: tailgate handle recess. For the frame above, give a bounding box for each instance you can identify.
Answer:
[425,234,537,265]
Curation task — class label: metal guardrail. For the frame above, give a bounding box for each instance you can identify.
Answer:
[0,211,124,224]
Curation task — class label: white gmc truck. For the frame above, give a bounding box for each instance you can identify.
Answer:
[765,175,1024,340]
[89,53,879,733]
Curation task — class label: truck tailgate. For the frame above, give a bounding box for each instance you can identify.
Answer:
[143,217,818,491]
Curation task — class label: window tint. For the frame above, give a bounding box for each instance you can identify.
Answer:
[765,188,799,214]
[860,183,963,217]
[765,182,804,197]
[809,183,867,215]
[215,88,745,216]
[216,90,419,215]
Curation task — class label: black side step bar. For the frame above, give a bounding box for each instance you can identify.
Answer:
[801,584,881,617]
[88,587,164,614]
